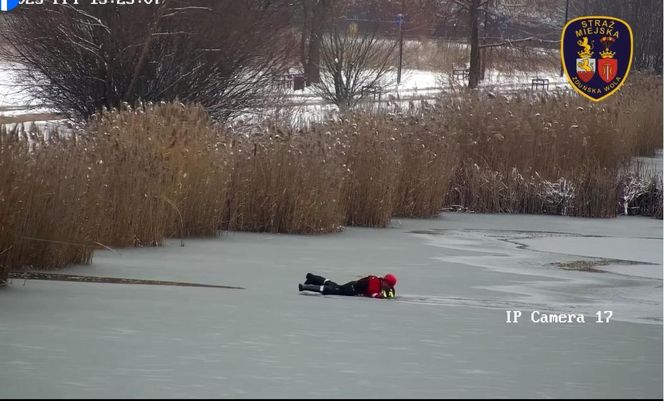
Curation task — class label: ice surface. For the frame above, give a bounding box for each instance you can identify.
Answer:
[0,214,661,398]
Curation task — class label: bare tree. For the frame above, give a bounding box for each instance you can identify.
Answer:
[437,0,561,88]
[0,0,294,121]
[313,24,396,110]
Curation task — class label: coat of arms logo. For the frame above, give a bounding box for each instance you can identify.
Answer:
[561,16,633,102]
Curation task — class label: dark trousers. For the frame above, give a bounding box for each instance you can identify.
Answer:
[305,273,358,296]
[322,281,357,296]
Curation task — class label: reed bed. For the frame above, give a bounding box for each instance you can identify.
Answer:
[334,117,401,227]
[0,103,231,272]
[225,113,460,232]
[0,124,95,272]
[444,74,662,217]
[613,75,663,157]
[85,103,231,242]
[390,114,459,217]
[0,74,660,274]
[224,124,348,233]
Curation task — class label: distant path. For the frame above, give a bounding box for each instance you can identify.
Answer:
[9,272,245,290]
[281,82,570,107]
[0,112,65,124]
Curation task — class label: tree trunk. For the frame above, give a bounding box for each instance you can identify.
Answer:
[468,0,481,89]
[300,2,309,72]
[125,5,166,100]
[301,0,329,86]
[306,29,322,84]
[479,48,486,81]
[480,2,489,81]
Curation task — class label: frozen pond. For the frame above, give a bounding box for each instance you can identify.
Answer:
[0,213,661,398]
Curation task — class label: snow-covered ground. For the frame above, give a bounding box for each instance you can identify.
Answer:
[0,213,661,398]
[0,62,47,111]
[281,68,567,102]
[0,62,60,130]
[2,57,568,128]
[255,67,570,126]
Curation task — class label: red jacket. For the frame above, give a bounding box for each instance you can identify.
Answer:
[356,275,394,298]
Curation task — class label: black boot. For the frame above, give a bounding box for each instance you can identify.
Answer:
[299,283,324,293]
[304,273,327,286]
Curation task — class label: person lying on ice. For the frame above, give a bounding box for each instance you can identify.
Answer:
[298,273,397,298]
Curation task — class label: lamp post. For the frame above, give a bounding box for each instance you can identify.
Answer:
[396,13,404,85]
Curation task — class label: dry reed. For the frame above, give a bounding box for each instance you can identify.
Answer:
[224,123,348,233]
[443,73,662,217]
[85,103,231,242]
[1,73,660,274]
[0,124,95,271]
